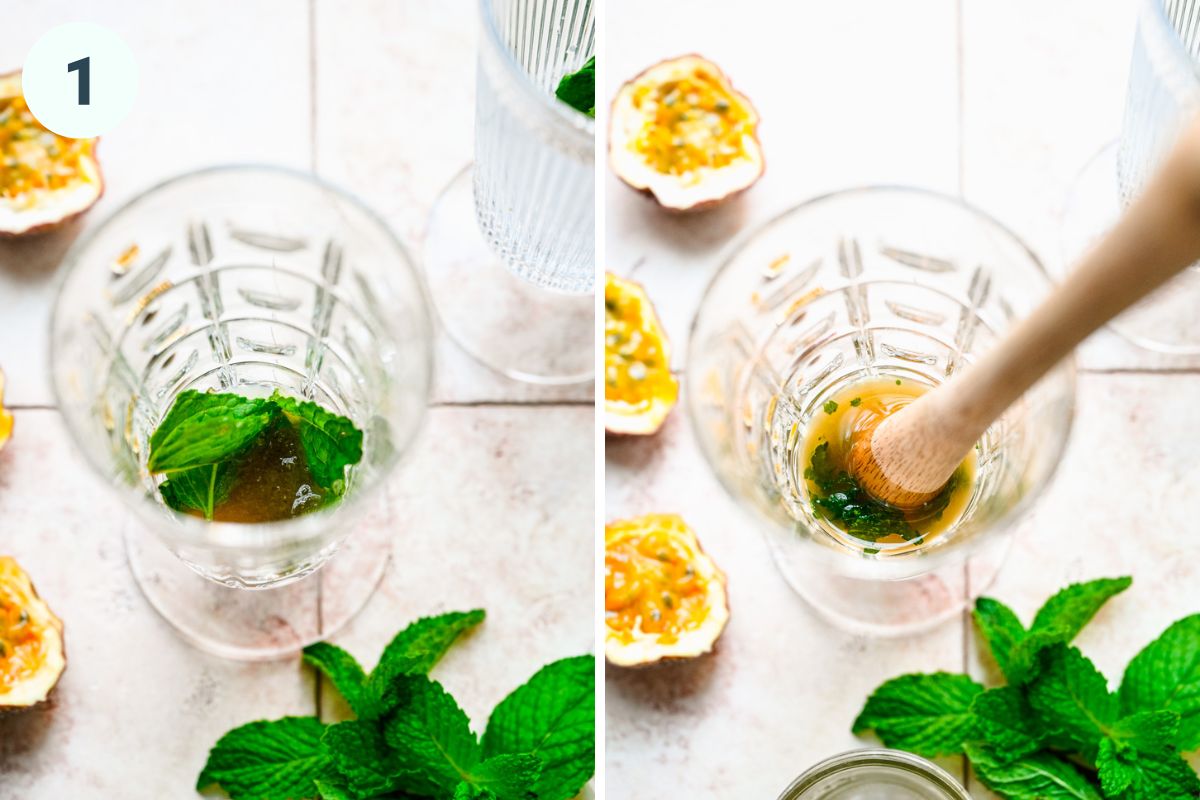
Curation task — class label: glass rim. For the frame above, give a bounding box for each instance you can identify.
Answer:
[477,0,596,145]
[776,749,972,800]
[686,184,1078,567]
[48,162,434,552]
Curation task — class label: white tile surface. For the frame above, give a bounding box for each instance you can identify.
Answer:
[0,3,594,796]
[604,2,1200,798]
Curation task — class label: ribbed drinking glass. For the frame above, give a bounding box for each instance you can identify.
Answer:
[424,0,595,383]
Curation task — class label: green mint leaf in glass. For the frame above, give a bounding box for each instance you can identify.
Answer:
[270,390,363,495]
[148,389,278,474]
[383,677,481,795]
[481,655,595,800]
[158,460,234,521]
[555,55,594,118]
[1027,644,1117,757]
[973,596,1027,682]
[1118,614,1200,750]
[970,686,1044,764]
[851,672,982,758]
[360,609,486,720]
[322,719,412,797]
[1029,576,1132,641]
[301,642,368,717]
[965,742,1102,800]
[468,754,543,800]
[1096,737,1200,799]
[195,716,331,800]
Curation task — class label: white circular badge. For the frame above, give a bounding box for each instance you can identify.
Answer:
[21,22,138,139]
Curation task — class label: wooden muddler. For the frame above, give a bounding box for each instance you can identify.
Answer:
[850,117,1200,510]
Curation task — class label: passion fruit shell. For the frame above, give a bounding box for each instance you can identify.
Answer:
[0,557,65,712]
[0,70,103,237]
[609,54,763,212]
[605,514,729,667]
[605,273,678,436]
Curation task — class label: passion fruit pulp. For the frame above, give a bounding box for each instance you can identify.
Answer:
[605,273,678,436]
[0,71,102,237]
[605,514,729,667]
[0,368,11,454]
[609,54,763,212]
[0,557,65,711]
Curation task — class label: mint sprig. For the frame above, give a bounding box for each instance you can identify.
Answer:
[853,577,1200,799]
[198,610,595,800]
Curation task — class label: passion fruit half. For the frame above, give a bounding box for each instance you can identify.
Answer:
[609,54,763,212]
[0,70,102,237]
[0,557,65,711]
[605,273,678,436]
[605,514,729,667]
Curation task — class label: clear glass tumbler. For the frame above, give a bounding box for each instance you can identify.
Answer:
[51,165,433,660]
[777,750,971,800]
[424,0,595,384]
[689,187,1075,636]
[1062,0,1200,353]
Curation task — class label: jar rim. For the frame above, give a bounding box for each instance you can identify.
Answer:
[776,749,972,800]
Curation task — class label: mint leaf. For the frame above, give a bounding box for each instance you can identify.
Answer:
[1030,577,1132,641]
[469,754,543,799]
[455,784,498,800]
[159,460,234,520]
[851,672,982,758]
[975,577,1131,686]
[482,655,595,800]
[313,776,356,800]
[383,677,480,795]
[974,597,1027,681]
[196,716,330,800]
[971,687,1044,763]
[1119,614,1200,749]
[1097,737,1200,799]
[1027,645,1117,757]
[361,609,486,720]
[148,389,278,473]
[322,719,413,797]
[1110,709,1181,750]
[555,56,594,118]
[1007,626,1075,685]
[271,390,363,494]
[966,742,1102,800]
[302,642,368,717]
[377,609,487,676]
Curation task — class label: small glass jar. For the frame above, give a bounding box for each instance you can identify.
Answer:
[777,750,971,800]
